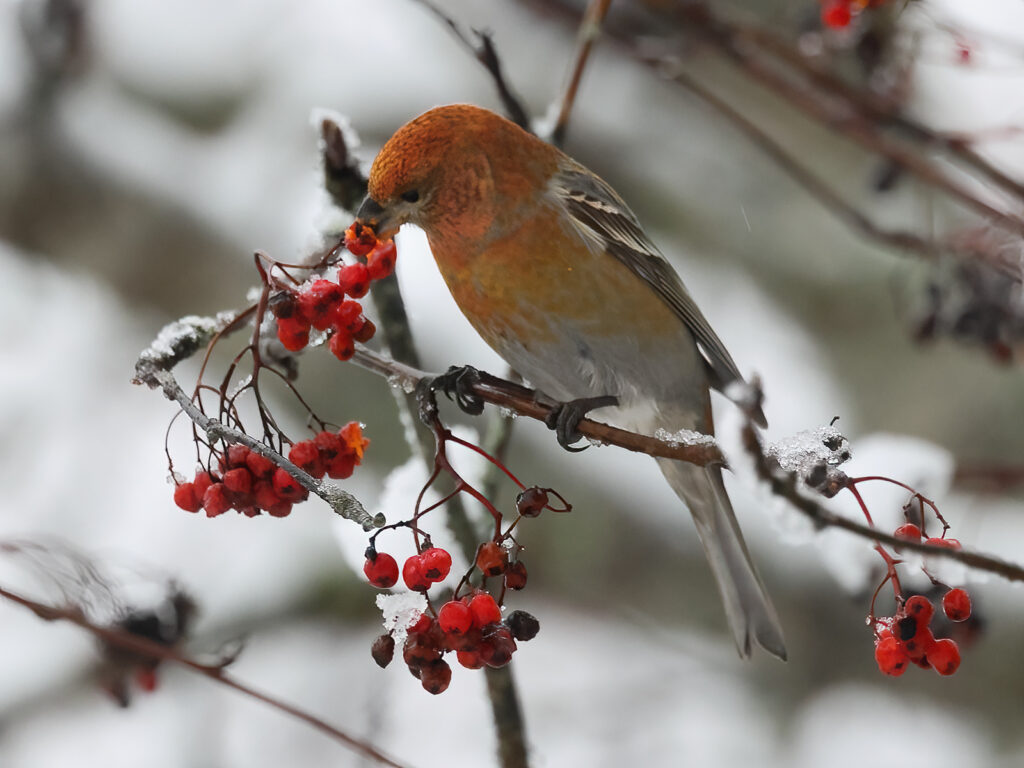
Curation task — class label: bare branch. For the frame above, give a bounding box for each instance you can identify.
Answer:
[0,585,411,768]
[550,0,613,147]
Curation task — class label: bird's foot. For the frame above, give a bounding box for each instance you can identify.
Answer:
[422,365,486,416]
[544,395,619,452]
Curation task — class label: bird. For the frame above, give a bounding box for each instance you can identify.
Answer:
[355,103,786,659]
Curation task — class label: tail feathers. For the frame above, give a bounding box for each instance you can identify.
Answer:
[657,458,786,660]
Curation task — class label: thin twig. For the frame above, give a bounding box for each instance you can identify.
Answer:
[0,585,411,768]
[412,0,532,130]
[550,0,613,147]
[741,423,1024,584]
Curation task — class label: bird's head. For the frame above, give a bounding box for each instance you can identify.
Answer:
[356,104,557,244]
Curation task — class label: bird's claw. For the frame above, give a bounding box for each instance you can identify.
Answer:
[426,365,486,416]
[544,395,618,452]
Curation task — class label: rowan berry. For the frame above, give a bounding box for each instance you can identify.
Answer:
[173,482,201,513]
[419,658,452,695]
[516,486,549,517]
[942,588,972,622]
[371,634,395,668]
[926,537,962,550]
[874,635,908,676]
[481,625,517,668]
[438,600,474,635]
[202,483,231,517]
[821,0,852,28]
[193,471,215,498]
[420,547,452,581]
[476,541,507,577]
[367,240,397,280]
[338,263,371,298]
[456,649,485,669]
[245,451,276,480]
[903,595,934,624]
[325,453,356,479]
[331,300,363,333]
[344,223,377,257]
[223,467,253,496]
[266,501,293,518]
[408,613,432,635]
[504,561,528,591]
[363,551,399,589]
[253,480,280,511]
[506,610,540,642]
[929,638,961,675]
[288,440,324,479]
[276,316,310,351]
[402,555,431,592]
[469,593,502,628]
[224,444,251,468]
[298,280,344,331]
[352,317,376,343]
[271,467,304,501]
[340,422,369,461]
[894,523,922,542]
[329,330,355,361]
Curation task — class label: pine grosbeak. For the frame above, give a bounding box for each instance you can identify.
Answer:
[356,104,785,659]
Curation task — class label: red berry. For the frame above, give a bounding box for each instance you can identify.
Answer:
[193,471,215,498]
[245,451,276,480]
[874,636,908,676]
[314,430,344,460]
[516,487,549,517]
[942,588,972,622]
[225,444,250,468]
[419,658,452,695]
[894,523,922,542]
[272,467,304,501]
[367,240,397,280]
[438,600,474,635]
[456,649,485,669]
[903,595,934,624]
[403,555,431,592]
[504,561,528,591]
[469,593,502,628]
[266,500,293,518]
[253,480,280,511]
[331,300,364,333]
[409,613,432,635]
[481,625,517,668]
[352,317,376,343]
[344,223,377,257]
[276,316,310,351]
[421,547,452,581]
[329,329,355,361]
[821,0,852,28]
[363,552,399,589]
[926,537,962,550]
[338,263,371,298]
[928,637,961,675]
[297,280,344,331]
[288,440,324,479]
[476,541,507,577]
[135,668,159,692]
[269,289,299,319]
[202,483,232,517]
[325,453,356,479]
[173,482,201,513]
[223,467,253,496]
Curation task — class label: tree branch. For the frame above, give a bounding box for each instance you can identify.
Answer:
[0,585,411,768]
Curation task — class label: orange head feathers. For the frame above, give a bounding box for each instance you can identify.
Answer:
[357,104,559,242]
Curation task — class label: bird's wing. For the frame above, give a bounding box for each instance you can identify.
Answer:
[549,164,749,402]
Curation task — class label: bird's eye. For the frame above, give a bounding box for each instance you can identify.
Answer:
[400,189,420,203]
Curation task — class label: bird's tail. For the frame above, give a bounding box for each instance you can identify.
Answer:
[656,457,787,660]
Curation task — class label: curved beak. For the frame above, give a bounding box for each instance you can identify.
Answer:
[355,196,397,239]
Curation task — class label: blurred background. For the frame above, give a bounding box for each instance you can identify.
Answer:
[1,0,1023,765]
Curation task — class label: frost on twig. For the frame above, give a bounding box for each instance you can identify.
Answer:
[132,317,381,531]
[766,425,852,497]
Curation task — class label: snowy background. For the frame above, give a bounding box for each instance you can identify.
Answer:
[1,0,1024,766]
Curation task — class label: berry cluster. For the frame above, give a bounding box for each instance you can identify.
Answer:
[271,224,396,361]
[172,422,368,518]
[870,514,973,677]
[874,588,972,677]
[363,540,538,695]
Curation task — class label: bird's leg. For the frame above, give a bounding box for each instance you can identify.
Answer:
[544,395,619,452]
[420,365,486,416]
